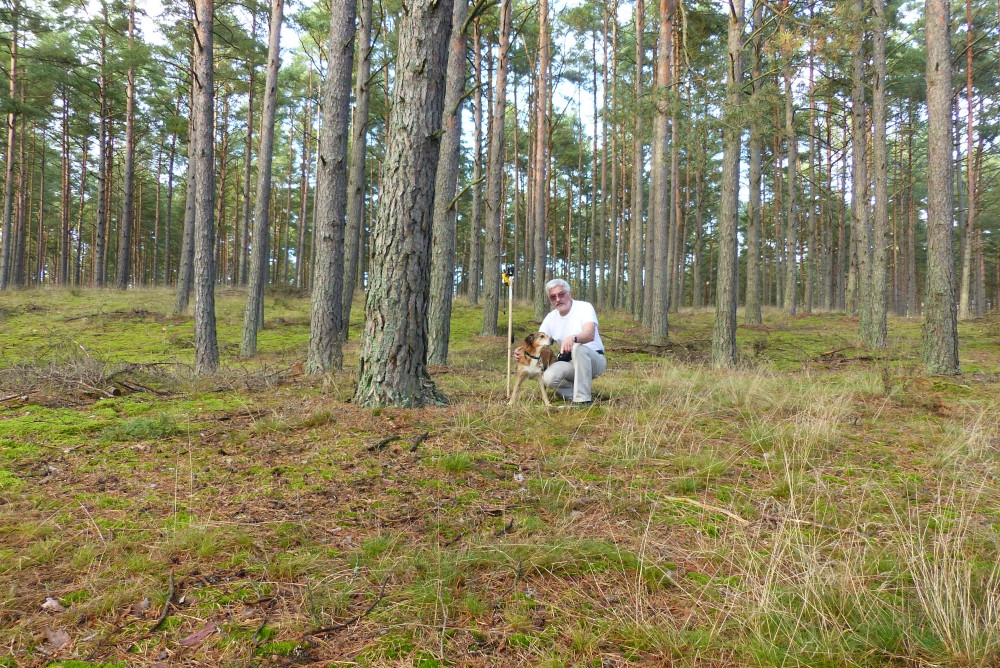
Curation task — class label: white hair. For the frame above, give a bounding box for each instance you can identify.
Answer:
[545,278,571,293]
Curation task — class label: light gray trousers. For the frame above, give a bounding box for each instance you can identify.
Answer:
[542,343,607,402]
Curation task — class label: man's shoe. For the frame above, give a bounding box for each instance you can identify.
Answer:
[558,400,593,409]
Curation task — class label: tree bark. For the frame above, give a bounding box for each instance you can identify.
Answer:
[192,0,220,373]
[782,28,798,315]
[958,0,975,320]
[115,0,136,289]
[532,0,551,321]
[480,0,511,337]
[241,0,283,358]
[355,0,454,407]
[342,0,374,335]
[649,0,673,345]
[628,0,645,319]
[712,0,744,369]
[95,0,110,287]
[0,0,18,290]
[922,0,960,374]
[307,0,356,372]
[428,0,469,366]
[175,84,197,314]
[239,18,256,287]
[467,22,484,304]
[744,0,764,324]
[867,0,889,346]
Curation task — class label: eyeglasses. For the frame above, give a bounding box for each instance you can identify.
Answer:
[548,291,568,302]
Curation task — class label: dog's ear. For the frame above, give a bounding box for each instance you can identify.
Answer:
[540,347,556,369]
[524,332,536,346]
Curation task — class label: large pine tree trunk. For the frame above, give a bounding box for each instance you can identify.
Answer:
[867,0,889,347]
[427,0,469,365]
[307,0,355,372]
[192,0,220,373]
[241,0,283,358]
[712,0,744,369]
[115,0,136,290]
[342,0,374,334]
[649,0,673,345]
[355,0,454,407]
[479,0,511,337]
[922,0,960,373]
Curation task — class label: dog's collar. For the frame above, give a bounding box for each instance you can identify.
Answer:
[524,351,542,361]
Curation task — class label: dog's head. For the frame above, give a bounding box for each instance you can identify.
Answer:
[523,331,554,349]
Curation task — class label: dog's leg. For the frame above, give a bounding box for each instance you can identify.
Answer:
[538,376,551,406]
[507,373,524,406]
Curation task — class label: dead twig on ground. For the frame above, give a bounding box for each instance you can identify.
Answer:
[366,436,399,453]
[149,571,177,634]
[305,574,390,637]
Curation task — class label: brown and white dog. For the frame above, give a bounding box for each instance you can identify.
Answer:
[508,332,556,406]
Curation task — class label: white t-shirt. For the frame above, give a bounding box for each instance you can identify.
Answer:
[540,299,604,352]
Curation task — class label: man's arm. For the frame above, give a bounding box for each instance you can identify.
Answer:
[559,321,596,354]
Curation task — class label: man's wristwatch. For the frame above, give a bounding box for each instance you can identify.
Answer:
[573,335,578,343]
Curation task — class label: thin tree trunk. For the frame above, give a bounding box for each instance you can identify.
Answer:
[782,30,798,315]
[467,22,484,304]
[95,1,110,287]
[307,0,354,372]
[241,0,283,357]
[174,95,197,313]
[60,87,71,284]
[532,0,551,321]
[628,0,645,318]
[115,0,136,290]
[428,0,469,365]
[744,0,763,323]
[480,0,512,337]
[342,0,374,334]
[164,103,179,285]
[712,0,744,369]
[239,16,256,287]
[958,0,975,320]
[296,79,313,289]
[0,0,18,290]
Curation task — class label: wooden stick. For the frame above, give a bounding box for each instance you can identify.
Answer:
[505,274,513,398]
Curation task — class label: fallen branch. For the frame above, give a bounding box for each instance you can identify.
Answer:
[306,575,390,637]
[149,571,176,634]
[367,436,400,453]
[409,432,429,452]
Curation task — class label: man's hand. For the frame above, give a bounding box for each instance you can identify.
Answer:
[513,346,523,362]
[560,337,574,355]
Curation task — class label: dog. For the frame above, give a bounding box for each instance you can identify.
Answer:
[508,332,556,406]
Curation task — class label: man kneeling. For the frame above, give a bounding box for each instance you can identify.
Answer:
[514,278,606,407]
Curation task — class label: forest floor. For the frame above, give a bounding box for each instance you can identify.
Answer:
[2,287,1000,667]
